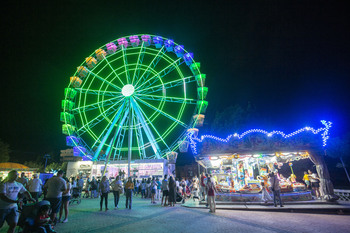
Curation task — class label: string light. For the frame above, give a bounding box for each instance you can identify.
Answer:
[187,120,332,154]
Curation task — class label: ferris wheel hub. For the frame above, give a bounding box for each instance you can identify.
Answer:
[121,84,135,97]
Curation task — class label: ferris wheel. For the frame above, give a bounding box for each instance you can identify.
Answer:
[61,34,208,162]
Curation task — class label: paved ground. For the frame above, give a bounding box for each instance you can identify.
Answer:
[1,195,350,233]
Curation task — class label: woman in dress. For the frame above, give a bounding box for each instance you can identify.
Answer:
[168,176,176,207]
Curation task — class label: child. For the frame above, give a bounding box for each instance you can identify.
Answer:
[35,205,56,233]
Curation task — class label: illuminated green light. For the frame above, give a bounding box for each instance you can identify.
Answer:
[122,84,135,97]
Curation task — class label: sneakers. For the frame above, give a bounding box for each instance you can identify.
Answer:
[114,207,118,210]
[62,219,68,223]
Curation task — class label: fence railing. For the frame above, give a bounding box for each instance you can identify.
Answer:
[334,189,350,201]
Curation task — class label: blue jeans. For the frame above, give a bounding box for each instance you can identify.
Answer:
[273,190,283,207]
[126,190,132,209]
[113,191,120,207]
[100,193,108,209]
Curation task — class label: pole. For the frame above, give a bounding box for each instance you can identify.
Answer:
[340,157,350,184]
[127,99,133,177]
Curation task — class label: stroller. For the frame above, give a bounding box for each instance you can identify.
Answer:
[17,200,51,233]
[176,191,183,203]
[69,187,82,204]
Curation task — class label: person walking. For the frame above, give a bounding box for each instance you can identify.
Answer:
[156,178,162,201]
[16,172,29,204]
[90,177,98,198]
[207,178,217,213]
[260,179,272,204]
[200,172,206,201]
[135,180,140,197]
[125,177,134,209]
[83,177,90,198]
[146,178,151,198]
[44,170,67,224]
[59,177,71,223]
[268,172,283,207]
[99,176,110,211]
[308,170,321,199]
[161,175,169,206]
[111,176,122,209]
[151,177,157,204]
[303,171,310,190]
[0,170,35,233]
[77,177,84,195]
[141,179,146,198]
[168,176,176,207]
[28,174,42,202]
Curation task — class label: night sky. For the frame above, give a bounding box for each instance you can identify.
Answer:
[1,1,349,163]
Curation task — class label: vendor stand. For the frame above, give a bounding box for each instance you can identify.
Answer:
[189,120,337,202]
[196,152,312,202]
[0,162,38,181]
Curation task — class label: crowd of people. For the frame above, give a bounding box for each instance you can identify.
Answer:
[1,168,322,232]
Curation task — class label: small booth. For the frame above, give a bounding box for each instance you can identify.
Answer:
[66,159,168,179]
[190,121,337,202]
[196,152,312,202]
[0,162,38,181]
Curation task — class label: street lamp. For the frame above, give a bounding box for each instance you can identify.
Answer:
[43,154,50,171]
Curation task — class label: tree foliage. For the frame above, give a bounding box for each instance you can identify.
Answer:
[326,133,350,159]
[0,139,10,162]
[210,102,259,136]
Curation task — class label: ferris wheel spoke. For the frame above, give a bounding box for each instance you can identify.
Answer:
[73,96,123,112]
[135,57,184,91]
[102,55,125,87]
[133,46,165,87]
[88,69,122,91]
[136,76,196,95]
[131,42,146,85]
[135,103,171,152]
[133,108,147,159]
[135,97,188,128]
[136,94,197,104]
[92,102,129,160]
[130,98,164,158]
[76,98,125,135]
[121,46,131,84]
[113,126,127,160]
[76,88,121,97]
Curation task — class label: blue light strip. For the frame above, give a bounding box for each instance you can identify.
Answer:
[187,120,332,155]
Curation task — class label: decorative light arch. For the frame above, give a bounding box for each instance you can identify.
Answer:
[187,120,332,154]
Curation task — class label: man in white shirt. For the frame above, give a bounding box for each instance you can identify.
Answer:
[0,170,35,233]
[28,174,42,202]
[161,175,169,206]
[44,170,67,224]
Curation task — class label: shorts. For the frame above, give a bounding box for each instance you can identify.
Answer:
[151,189,156,194]
[311,182,319,188]
[163,190,169,196]
[0,207,18,227]
[45,197,62,214]
[62,196,71,203]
